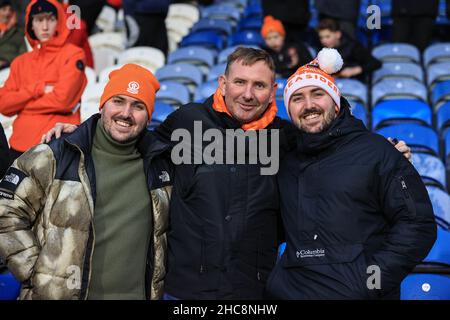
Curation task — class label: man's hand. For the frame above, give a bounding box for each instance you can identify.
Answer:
[388,137,412,162]
[44,85,54,94]
[337,66,363,78]
[40,122,78,143]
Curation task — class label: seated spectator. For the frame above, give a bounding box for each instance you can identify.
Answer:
[261,15,312,78]
[0,123,9,178]
[0,0,87,160]
[317,18,381,81]
[0,0,26,70]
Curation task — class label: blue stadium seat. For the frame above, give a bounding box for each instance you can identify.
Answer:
[215,0,247,8]
[180,31,225,52]
[156,63,204,93]
[167,46,216,74]
[153,102,175,123]
[349,101,367,127]
[336,79,368,107]
[372,79,427,106]
[446,130,450,157]
[437,101,450,134]
[372,62,424,84]
[276,99,290,121]
[207,63,227,81]
[238,17,262,32]
[194,80,217,102]
[371,100,432,130]
[401,274,450,300]
[191,18,233,38]
[376,124,439,155]
[426,62,450,88]
[275,78,287,100]
[230,30,264,47]
[156,81,191,108]
[426,186,450,230]
[423,43,450,66]
[0,270,20,300]
[431,80,450,110]
[424,227,450,265]
[243,3,262,19]
[412,153,447,189]
[372,43,420,63]
[218,45,260,64]
[202,4,241,25]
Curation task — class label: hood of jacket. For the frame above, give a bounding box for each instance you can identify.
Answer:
[25,0,69,50]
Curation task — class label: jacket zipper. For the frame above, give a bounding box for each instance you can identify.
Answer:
[399,176,416,218]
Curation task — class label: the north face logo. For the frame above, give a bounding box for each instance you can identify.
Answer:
[127,81,140,94]
[3,173,20,185]
[159,171,170,183]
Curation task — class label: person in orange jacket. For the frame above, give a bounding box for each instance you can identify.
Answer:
[0,0,87,160]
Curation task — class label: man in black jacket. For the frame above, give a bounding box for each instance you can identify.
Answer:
[266,49,437,300]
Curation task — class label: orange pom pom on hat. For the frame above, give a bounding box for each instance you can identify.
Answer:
[261,15,285,38]
[99,63,161,118]
[284,48,344,117]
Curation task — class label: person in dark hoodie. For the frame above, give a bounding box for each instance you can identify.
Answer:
[261,15,312,79]
[0,0,26,69]
[266,48,437,300]
[317,18,381,82]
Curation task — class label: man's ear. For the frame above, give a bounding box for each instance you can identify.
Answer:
[336,30,342,40]
[218,74,227,96]
[269,81,278,104]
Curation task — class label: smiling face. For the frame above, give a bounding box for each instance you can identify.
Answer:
[31,12,57,42]
[218,60,277,124]
[288,86,339,133]
[101,95,149,143]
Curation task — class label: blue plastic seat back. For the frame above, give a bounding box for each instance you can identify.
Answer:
[202,4,241,23]
[401,274,450,300]
[437,102,450,133]
[207,63,226,81]
[445,130,450,157]
[180,31,225,52]
[427,186,450,230]
[423,42,450,66]
[424,227,450,265]
[217,45,261,64]
[156,63,204,88]
[372,78,427,106]
[230,30,264,47]
[191,18,233,37]
[426,62,450,87]
[275,78,287,100]
[376,124,439,155]
[432,80,450,108]
[275,99,290,121]
[156,81,191,108]
[152,101,175,123]
[244,3,262,19]
[167,46,216,69]
[348,101,367,127]
[373,62,423,84]
[412,153,446,189]
[372,43,420,63]
[238,17,262,32]
[335,79,368,106]
[0,271,21,300]
[194,80,217,102]
[371,99,432,130]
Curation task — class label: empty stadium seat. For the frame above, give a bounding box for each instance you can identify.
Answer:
[0,67,10,87]
[194,80,217,102]
[436,101,450,133]
[432,80,450,110]
[156,63,203,94]
[243,3,262,19]
[230,30,264,47]
[349,101,368,127]
[376,124,439,155]
[98,64,124,83]
[180,31,225,52]
[84,66,97,85]
[218,45,261,64]
[336,79,368,107]
[117,47,165,73]
[156,81,190,108]
[167,46,216,75]
[153,101,175,124]
[275,99,290,121]
[238,17,262,32]
[427,186,450,230]
[372,79,427,106]
[413,153,447,189]
[401,274,450,300]
[446,130,450,158]
[191,18,233,38]
[372,43,420,63]
[207,63,227,81]
[424,227,450,265]
[423,43,450,66]
[88,32,125,74]
[167,3,200,26]
[372,62,424,84]
[426,62,450,89]
[80,101,100,122]
[371,100,432,130]
[202,4,242,25]
[81,82,107,105]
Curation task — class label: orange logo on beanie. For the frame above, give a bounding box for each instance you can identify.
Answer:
[127,81,140,94]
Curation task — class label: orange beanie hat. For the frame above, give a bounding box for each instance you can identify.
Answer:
[99,64,160,117]
[261,15,285,39]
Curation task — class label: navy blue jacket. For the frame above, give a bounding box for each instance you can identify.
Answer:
[123,0,170,15]
[266,99,437,300]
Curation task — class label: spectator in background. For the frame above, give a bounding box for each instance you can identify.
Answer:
[262,0,311,49]
[123,0,169,56]
[70,0,105,35]
[0,123,9,178]
[317,18,381,81]
[315,0,361,40]
[0,0,26,70]
[0,0,87,160]
[392,0,439,51]
[62,0,94,68]
[261,15,312,78]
